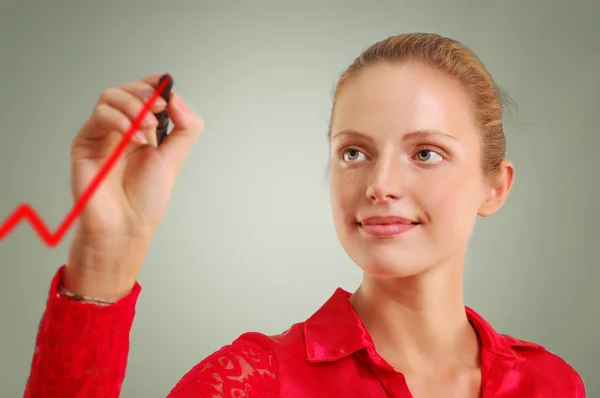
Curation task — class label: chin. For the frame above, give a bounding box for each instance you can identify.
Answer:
[343,239,433,278]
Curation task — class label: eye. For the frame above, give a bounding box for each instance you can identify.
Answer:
[415,149,443,163]
[343,148,366,162]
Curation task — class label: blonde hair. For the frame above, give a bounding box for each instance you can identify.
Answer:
[329,33,507,179]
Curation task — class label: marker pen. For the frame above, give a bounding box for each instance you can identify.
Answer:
[155,73,174,145]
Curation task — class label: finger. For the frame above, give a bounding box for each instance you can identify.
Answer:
[85,103,149,146]
[120,81,167,114]
[98,87,160,146]
[99,87,163,125]
[158,92,204,174]
[137,73,165,86]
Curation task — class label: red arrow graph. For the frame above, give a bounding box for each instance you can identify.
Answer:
[0,77,172,247]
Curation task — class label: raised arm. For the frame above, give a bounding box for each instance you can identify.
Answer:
[23,74,203,397]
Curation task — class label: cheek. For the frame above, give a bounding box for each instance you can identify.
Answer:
[417,168,482,235]
[330,169,365,217]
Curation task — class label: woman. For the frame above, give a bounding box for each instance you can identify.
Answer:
[23,33,585,397]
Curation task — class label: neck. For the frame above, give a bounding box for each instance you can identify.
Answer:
[349,253,480,374]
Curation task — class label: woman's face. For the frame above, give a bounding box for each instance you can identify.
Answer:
[328,62,510,277]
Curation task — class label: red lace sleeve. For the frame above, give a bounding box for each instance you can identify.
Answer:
[23,265,141,398]
[23,266,280,398]
[167,334,280,397]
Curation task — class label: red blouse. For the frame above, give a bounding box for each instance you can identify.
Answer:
[24,265,586,397]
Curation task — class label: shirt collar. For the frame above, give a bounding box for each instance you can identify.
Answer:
[304,288,535,364]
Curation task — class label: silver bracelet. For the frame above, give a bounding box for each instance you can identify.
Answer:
[57,285,116,306]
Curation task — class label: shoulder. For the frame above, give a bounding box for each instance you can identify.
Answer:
[167,331,282,397]
[501,334,586,396]
[167,325,308,397]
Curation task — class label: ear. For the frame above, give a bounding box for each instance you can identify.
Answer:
[478,160,515,217]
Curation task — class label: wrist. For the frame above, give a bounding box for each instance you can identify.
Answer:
[65,233,150,301]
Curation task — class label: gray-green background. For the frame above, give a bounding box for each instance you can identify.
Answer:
[1,1,598,396]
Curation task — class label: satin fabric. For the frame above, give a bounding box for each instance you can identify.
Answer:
[25,266,586,397]
[247,288,586,397]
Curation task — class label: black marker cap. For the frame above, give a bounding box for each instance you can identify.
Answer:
[155,73,174,145]
[158,73,174,103]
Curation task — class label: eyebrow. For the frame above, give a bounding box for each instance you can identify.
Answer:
[330,129,458,142]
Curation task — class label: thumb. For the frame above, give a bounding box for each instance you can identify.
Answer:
[158,92,204,175]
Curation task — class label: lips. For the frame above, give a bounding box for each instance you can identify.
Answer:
[359,216,417,226]
[357,215,419,238]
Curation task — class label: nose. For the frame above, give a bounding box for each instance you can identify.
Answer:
[366,153,405,204]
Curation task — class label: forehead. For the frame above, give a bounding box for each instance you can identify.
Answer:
[331,62,478,141]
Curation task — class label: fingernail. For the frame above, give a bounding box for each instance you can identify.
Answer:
[144,113,157,126]
[134,131,148,144]
[144,93,166,107]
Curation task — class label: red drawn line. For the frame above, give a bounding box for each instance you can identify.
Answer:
[0,76,172,247]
